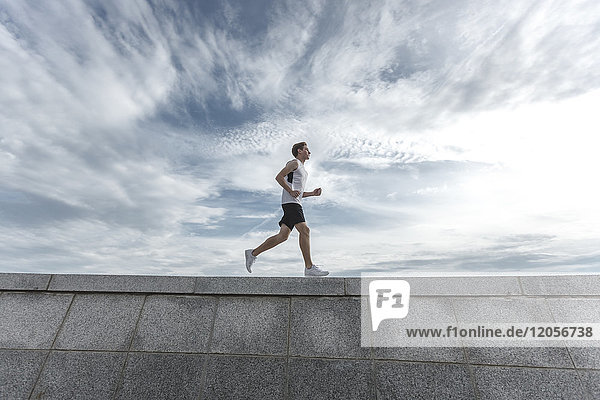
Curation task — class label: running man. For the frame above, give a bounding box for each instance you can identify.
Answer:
[245,142,329,276]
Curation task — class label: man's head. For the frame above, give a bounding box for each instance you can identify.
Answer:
[292,142,310,161]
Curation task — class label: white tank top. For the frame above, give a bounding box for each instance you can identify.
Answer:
[281,159,308,205]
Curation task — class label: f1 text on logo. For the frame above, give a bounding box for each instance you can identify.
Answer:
[369,280,411,331]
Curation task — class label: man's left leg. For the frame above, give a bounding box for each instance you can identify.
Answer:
[294,222,313,268]
[295,222,328,276]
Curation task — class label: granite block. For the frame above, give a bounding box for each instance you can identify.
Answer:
[116,352,205,400]
[453,298,554,323]
[473,366,587,399]
[201,355,286,400]
[31,351,125,399]
[54,293,144,351]
[0,350,47,399]
[569,347,600,369]
[407,276,521,296]
[367,297,460,348]
[345,278,361,296]
[288,357,373,400]
[373,347,465,363]
[49,274,195,293]
[453,297,554,347]
[0,273,50,291]
[289,297,370,359]
[579,370,600,399]
[0,292,72,349]
[520,275,600,296]
[375,361,476,400]
[547,298,600,323]
[194,276,345,295]
[466,347,574,368]
[131,295,216,353]
[210,296,289,356]
[547,298,600,348]
[360,276,522,296]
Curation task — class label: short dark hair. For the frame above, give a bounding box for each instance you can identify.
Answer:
[292,142,306,157]
[292,142,307,157]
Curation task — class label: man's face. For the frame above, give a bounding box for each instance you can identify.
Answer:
[299,145,311,160]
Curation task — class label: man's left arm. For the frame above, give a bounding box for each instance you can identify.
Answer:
[303,188,322,198]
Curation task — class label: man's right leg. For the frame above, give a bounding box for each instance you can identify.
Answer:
[252,224,291,257]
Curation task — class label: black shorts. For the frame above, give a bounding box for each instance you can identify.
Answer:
[278,203,305,230]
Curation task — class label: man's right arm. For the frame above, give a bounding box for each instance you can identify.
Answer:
[275,160,300,198]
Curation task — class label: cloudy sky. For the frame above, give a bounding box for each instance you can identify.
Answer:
[1,0,600,276]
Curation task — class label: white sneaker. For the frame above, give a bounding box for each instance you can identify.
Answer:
[245,249,256,273]
[304,265,329,277]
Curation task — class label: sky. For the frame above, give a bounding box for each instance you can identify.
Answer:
[1,0,600,276]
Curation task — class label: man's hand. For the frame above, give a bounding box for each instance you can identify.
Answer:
[289,190,301,198]
[302,188,322,198]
